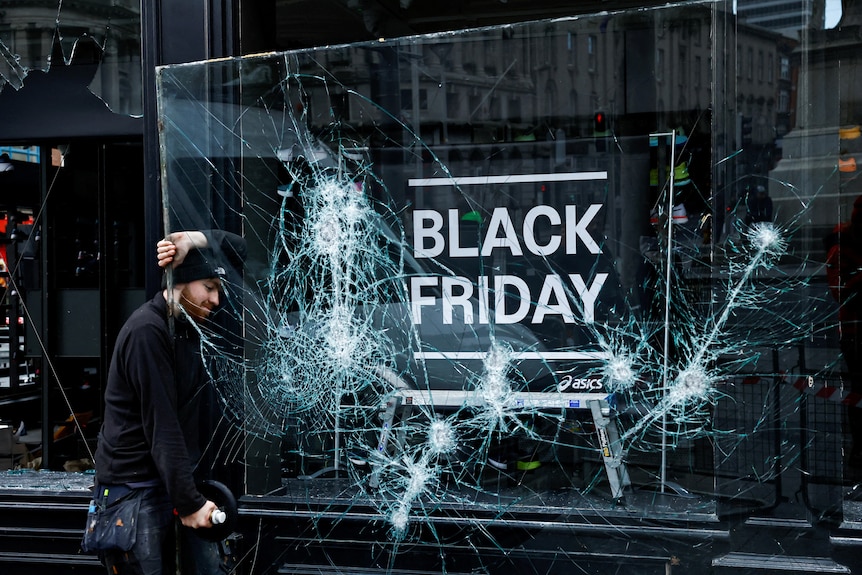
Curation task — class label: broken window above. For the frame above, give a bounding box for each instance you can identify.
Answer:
[0,1,141,117]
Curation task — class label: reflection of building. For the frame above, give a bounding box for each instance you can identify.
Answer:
[738,0,826,36]
[313,9,791,146]
[735,25,791,147]
[768,10,862,232]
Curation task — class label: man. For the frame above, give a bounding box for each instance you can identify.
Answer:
[90,230,246,574]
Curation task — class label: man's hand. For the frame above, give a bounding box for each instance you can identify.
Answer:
[180,500,218,529]
[157,231,207,269]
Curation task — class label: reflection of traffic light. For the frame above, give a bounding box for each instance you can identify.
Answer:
[594,111,610,152]
[737,114,753,147]
[594,111,609,136]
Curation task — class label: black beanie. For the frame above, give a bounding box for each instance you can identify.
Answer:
[171,248,226,284]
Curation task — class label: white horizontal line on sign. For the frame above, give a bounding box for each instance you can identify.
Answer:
[415,351,609,361]
[408,172,608,187]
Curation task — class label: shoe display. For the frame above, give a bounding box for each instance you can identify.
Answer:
[840,125,861,140]
[650,161,691,187]
[649,204,688,225]
[672,203,689,224]
[839,155,857,173]
[649,132,688,147]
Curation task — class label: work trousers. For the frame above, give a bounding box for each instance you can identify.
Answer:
[99,486,226,575]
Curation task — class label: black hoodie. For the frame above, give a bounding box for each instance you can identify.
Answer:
[94,230,246,516]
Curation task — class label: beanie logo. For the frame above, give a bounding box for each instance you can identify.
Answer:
[214,266,226,277]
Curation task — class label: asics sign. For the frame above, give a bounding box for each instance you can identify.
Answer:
[557,375,603,392]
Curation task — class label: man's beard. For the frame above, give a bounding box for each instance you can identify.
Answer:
[179,289,213,322]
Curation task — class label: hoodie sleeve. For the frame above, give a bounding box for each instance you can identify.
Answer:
[123,319,206,516]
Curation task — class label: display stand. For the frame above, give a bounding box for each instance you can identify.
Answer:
[374,389,631,500]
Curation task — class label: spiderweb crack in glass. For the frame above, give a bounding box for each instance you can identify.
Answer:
[153,10,854,570]
[189,83,822,537]
[205,144,811,542]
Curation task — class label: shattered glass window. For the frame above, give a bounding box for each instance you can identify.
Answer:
[157,1,862,571]
[0,0,142,115]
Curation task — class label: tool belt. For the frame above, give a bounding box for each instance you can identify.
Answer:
[80,484,143,553]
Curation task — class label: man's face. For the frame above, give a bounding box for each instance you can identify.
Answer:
[178,277,221,322]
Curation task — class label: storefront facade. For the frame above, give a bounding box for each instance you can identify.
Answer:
[2,0,862,573]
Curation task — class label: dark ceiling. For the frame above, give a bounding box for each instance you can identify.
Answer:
[272,0,679,49]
